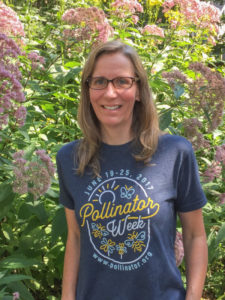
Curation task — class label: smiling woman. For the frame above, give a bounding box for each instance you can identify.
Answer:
[56,40,208,300]
[88,52,140,143]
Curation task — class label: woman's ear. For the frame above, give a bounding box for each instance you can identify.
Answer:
[135,88,140,102]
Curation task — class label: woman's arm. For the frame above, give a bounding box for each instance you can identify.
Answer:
[61,207,80,300]
[178,208,208,300]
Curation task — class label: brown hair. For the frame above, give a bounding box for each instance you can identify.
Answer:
[77,40,160,175]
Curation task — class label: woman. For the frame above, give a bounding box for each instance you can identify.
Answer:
[56,40,208,300]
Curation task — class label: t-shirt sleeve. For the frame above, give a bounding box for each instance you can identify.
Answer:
[175,140,207,212]
[56,151,74,210]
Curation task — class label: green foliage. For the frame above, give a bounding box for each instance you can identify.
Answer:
[0,0,225,299]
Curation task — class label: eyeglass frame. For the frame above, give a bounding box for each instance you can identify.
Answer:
[86,76,139,90]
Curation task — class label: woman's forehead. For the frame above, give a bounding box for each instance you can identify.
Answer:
[92,52,135,77]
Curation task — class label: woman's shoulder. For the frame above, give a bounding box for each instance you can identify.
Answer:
[56,139,81,161]
[158,133,193,154]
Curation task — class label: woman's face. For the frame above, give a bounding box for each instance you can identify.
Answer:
[89,52,140,138]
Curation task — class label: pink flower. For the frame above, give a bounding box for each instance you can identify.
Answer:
[132,15,139,24]
[0,2,25,45]
[111,0,143,13]
[111,0,143,20]
[62,7,113,43]
[218,193,225,205]
[162,0,221,35]
[27,51,45,70]
[203,161,222,182]
[13,292,20,300]
[215,144,225,166]
[174,231,184,266]
[0,34,26,129]
[14,106,27,127]
[142,24,165,38]
[13,150,55,199]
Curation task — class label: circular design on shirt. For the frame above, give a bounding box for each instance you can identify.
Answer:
[81,177,156,264]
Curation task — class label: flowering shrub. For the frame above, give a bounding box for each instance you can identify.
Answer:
[202,144,225,205]
[0,0,224,299]
[0,1,25,41]
[141,24,165,38]
[27,51,45,70]
[0,33,26,129]
[162,0,221,42]
[111,0,143,22]
[162,63,225,149]
[62,7,113,43]
[12,149,55,200]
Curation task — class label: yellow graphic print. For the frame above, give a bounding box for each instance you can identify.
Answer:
[116,243,127,259]
[100,238,116,256]
[82,176,160,267]
[92,223,108,239]
[125,231,146,253]
[80,195,160,227]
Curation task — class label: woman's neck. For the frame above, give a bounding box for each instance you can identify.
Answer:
[101,126,133,145]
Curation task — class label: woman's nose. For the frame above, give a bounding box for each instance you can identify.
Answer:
[104,81,117,97]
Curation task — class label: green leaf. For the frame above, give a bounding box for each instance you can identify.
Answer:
[215,223,225,246]
[0,184,15,220]
[173,83,185,99]
[0,255,40,269]
[51,206,67,245]
[159,110,172,130]
[63,67,82,84]
[0,275,33,285]
[8,281,35,300]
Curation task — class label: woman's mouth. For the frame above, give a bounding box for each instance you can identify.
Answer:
[103,105,121,110]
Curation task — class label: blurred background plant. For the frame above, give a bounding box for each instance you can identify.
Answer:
[0,0,224,299]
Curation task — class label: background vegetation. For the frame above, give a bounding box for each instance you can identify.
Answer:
[0,0,224,299]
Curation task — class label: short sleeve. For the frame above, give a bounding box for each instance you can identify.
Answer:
[56,152,74,210]
[175,141,207,212]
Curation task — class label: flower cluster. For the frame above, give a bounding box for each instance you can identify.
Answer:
[12,149,55,200]
[215,144,225,166]
[218,193,225,205]
[141,24,165,38]
[62,7,113,43]
[111,0,143,23]
[13,292,20,300]
[182,118,210,150]
[174,231,184,267]
[202,161,222,182]
[0,33,26,129]
[202,144,225,205]
[162,0,221,37]
[189,62,225,131]
[162,63,225,149]
[0,2,25,44]
[27,51,45,70]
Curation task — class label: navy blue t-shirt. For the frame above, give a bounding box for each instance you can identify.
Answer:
[56,134,207,300]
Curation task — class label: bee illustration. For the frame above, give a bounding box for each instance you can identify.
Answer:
[91,223,109,239]
[120,185,135,199]
[100,238,116,256]
[124,231,146,252]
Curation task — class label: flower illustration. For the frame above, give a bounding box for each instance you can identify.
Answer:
[100,238,116,256]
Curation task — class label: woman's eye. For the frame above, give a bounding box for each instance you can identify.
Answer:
[93,78,105,85]
[117,78,130,85]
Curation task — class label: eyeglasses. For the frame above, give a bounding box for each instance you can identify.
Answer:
[87,76,139,90]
